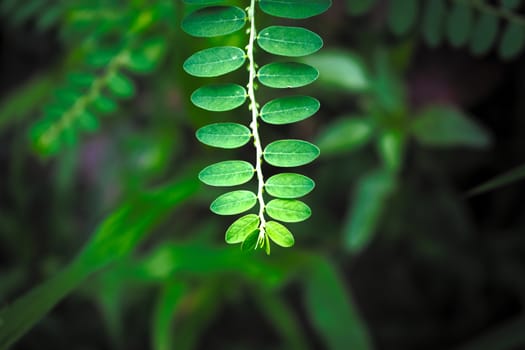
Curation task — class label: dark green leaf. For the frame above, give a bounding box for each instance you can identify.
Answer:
[260,96,319,125]
[241,229,260,251]
[259,0,332,19]
[499,23,525,59]
[183,46,246,77]
[447,2,473,47]
[210,190,257,215]
[346,0,377,15]
[316,117,374,155]
[266,199,311,223]
[257,26,323,57]
[191,84,247,111]
[182,6,246,37]
[199,160,254,186]
[467,163,525,197]
[422,0,446,47]
[264,139,320,167]
[225,214,260,244]
[502,0,521,9]
[388,0,418,36]
[196,122,251,149]
[469,13,499,56]
[258,62,319,88]
[106,72,135,99]
[265,173,315,199]
[265,221,294,247]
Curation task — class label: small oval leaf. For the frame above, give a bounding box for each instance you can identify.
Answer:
[107,72,135,98]
[225,214,259,244]
[199,160,254,186]
[196,123,251,149]
[183,46,246,77]
[264,139,320,167]
[265,221,295,247]
[191,84,247,111]
[210,190,257,215]
[469,13,498,56]
[258,26,323,57]
[259,0,331,19]
[261,96,319,125]
[182,6,246,37]
[265,173,315,199]
[241,229,260,251]
[266,199,311,223]
[258,62,319,88]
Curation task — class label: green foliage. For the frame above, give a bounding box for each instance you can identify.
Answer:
[183,0,331,253]
[347,0,525,59]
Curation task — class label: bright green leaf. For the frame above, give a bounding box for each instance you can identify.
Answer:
[182,6,246,37]
[259,0,332,19]
[183,46,246,77]
[469,13,499,56]
[191,84,247,111]
[241,229,260,251]
[264,139,320,167]
[258,62,319,88]
[411,105,491,148]
[316,117,374,155]
[260,96,319,125]
[377,129,406,173]
[266,199,311,223]
[196,122,251,149]
[257,26,323,57]
[210,190,257,215]
[265,221,295,247]
[199,160,254,186]
[225,214,259,244]
[265,173,315,199]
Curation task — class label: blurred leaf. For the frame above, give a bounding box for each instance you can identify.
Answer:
[152,282,187,350]
[467,163,525,197]
[300,50,369,92]
[422,0,446,47]
[469,13,499,56]
[447,2,473,47]
[499,22,525,60]
[346,0,377,15]
[501,0,521,10]
[411,105,491,148]
[343,169,396,252]
[304,258,372,350]
[316,116,374,156]
[377,128,405,173]
[388,0,418,36]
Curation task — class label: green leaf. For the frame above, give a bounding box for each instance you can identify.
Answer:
[260,0,331,19]
[388,0,418,36]
[93,95,117,114]
[258,62,319,88]
[76,111,99,132]
[182,6,246,37]
[191,84,247,112]
[411,105,491,148]
[107,72,135,98]
[378,129,406,173]
[183,46,246,77]
[184,0,224,4]
[264,139,320,167]
[225,214,259,244]
[300,50,369,91]
[257,26,323,57]
[241,229,260,251]
[265,221,295,247]
[422,0,446,47]
[199,160,254,186]
[266,199,311,223]
[344,169,396,252]
[447,2,473,47]
[210,190,257,215]
[260,96,319,125]
[196,122,251,149]
[304,259,373,350]
[125,37,167,73]
[499,23,525,60]
[469,13,499,56]
[467,163,525,197]
[316,117,374,155]
[502,0,521,9]
[346,0,377,15]
[265,173,315,199]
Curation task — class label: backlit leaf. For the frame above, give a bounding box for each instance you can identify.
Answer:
[183,46,246,77]
[260,96,319,125]
[265,173,315,199]
[182,6,246,37]
[191,84,247,111]
[225,214,259,244]
[210,190,257,215]
[257,26,323,57]
[264,139,320,167]
[258,62,319,88]
[199,160,254,186]
[259,0,332,19]
[196,122,251,149]
[266,199,311,223]
[265,221,294,247]
[241,230,260,251]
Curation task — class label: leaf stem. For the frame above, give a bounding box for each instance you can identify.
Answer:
[246,0,267,247]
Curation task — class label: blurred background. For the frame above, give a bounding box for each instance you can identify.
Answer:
[1,0,525,349]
